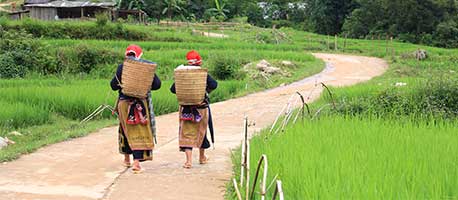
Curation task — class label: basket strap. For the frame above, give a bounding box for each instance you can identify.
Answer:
[115,75,123,88]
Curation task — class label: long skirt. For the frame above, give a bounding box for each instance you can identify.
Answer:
[178,106,210,151]
[117,99,154,161]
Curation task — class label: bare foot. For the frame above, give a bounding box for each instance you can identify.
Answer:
[199,156,209,164]
[182,162,192,169]
[123,155,131,168]
[132,160,143,174]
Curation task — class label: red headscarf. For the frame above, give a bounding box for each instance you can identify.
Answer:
[186,50,202,66]
[125,44,143,59]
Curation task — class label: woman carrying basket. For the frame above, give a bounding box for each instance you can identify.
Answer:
[110,44,161,173]
[170,50,218,169]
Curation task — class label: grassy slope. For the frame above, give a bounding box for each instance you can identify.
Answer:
[234,117,458,199]
[227,29,458,199]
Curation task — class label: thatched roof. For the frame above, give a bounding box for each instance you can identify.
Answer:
[24,1,115,8]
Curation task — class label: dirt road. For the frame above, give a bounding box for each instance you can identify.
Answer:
[0,3,10,12]
[0,54,387,200]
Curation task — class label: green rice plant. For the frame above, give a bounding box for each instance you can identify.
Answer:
[0,100,50,129]
[0,79,177,120]
[229,116,458,199]
[0,78,288,130]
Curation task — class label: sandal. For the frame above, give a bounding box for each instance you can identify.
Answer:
[199,156,209,164]
[123,160,132,168]
[182,162,192,169]
[132,166,144,174]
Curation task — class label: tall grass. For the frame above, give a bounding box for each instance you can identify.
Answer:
[0,100,50,128]
[231,116,458,199]
[0,78,297,130]
[0,78,275,161]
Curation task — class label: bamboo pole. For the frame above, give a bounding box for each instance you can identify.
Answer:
[270,94,294,133]
[272,181,284,200]
[240,116,248,186]
[245,140,250,200]
[250,155,268,200]
[233,178,243,200]
[240,134,245,186]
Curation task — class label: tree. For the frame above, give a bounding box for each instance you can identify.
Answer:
[307,0,356,35]
[186,0,211,21]
[117,0,144,10]
[434,19,458,48]
[206,0,229,21]
[247,2,268,27]
[162,0,186,21]
[224,0,257,18]
[143,0,164,23]
[342,0,386,38]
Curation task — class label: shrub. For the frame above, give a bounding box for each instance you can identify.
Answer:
[334,78,458,119]
[0,29,56,77]
[56,44,121,74]
[207,54,248,80]
[4,19,149,41]
[433,20,458,48]
[271,20,292,29]
[0,53,26,78]
[95,12,109,27]
[398,33,418,44]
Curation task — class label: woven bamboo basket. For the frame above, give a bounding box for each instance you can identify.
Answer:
[174,68,208,105]
[120,59,157,98]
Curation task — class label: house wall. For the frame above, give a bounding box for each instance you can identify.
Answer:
[57,7,83,18]
[30,7,57,20]
[10,14,21,20]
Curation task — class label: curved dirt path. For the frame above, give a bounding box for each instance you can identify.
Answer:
[0,3,11,12]
[0,54,387,200]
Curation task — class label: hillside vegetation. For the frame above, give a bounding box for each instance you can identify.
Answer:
[0,19,324,161]
[227,19,458,199]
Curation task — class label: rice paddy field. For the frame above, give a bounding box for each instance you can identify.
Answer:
[0,20,325,161]
[1,19,458,199]
[234,117,458,199]
[223,22,458,199]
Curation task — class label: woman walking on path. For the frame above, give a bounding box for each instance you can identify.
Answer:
[110,44,161,173]
[170,50,218,169]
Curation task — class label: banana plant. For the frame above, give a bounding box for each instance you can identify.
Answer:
[114,0,144,10]
[206,0,229,20]
[162,0,185,20]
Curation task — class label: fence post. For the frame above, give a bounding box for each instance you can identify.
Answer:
[327,35,330,50]
[385,34,388,56]
[250,155,268,200]
[344,34,347,51]
[245,140,250,200]
[272,180,284,200]
[334,34,338,51]
[240,117,246,185]
[233,178,243,200]
[240,117,249,186]
[391,36,395,58]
